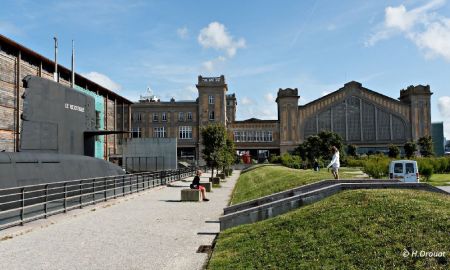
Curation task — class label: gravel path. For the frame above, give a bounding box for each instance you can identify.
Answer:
[0,171,239,270]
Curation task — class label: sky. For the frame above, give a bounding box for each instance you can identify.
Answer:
[1,0,449,138]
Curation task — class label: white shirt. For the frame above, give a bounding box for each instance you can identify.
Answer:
[327,151,340,168]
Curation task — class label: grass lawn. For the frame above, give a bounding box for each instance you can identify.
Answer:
[230,165,363,205]
[209,189,450,270]
[426,174,450,186]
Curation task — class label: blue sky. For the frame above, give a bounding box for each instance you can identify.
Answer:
[1,0,449,137]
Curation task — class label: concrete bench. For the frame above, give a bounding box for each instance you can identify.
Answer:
[199,182,212,192]
[209,177,220,185]
[181,189,201,201]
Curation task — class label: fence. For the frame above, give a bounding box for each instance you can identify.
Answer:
[0,166,205,230]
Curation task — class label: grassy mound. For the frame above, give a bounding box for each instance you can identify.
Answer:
[428,174,450,186]
[210,189,450,269]
[230,165,362,204]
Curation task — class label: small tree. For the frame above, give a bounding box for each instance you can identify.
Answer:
[418,136,434,157]
[295,131,343,167]
[219,137,235,174]
[317,131,343,158]
[404,141,417,158]
[201,124,226,178]
[347,144,357,157]
[388,144,400,158]
[420,164,434,181]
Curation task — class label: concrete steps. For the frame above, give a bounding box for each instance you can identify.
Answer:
[220,179,449,231]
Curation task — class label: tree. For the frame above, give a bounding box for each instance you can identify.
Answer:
[418,136,434,157]
[388,144,400,158]
[219,137,236,174]
[347,144,357,157]
[201,124,227,178]
[294,131,343,166]
[404,141,417,158]
[317,131,343,159]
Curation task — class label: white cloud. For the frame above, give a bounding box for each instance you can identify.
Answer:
[158,85,198,101]
[237,93,279,120]
[177,26,188,39]
[321,91,330,96]
[438,96,450,138]
[241,97,254,105]
[82,71,121,92]
[0,21,22,36]
[202,60,214,72]
[201,56,226,73]
[264,93,275,102]
[327,23,337,31]
[198,21,246,57]
[413,18,450,60]
[366,0,450,61]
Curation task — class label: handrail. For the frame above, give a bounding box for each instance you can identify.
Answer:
[0,165,208,230]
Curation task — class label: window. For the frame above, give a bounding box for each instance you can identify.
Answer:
[209,111,215,121]
[132,113,142,123]
[234,131,241,142]
[153,127,166,138]
[394,163,403,173]
[405,163,415,174]
[153,113,159,122]
[179,126,192,139]
[187,112,192,121]
[132,127,141,138]
[179,112,185,121]
[208,95,214,104]
[95,111,101,129]
[162,112,167,121]
[233,130,273,142]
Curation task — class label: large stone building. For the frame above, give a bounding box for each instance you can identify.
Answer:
[0,34,132,161]
[132,76,432,161]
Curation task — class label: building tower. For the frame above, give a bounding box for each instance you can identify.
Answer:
[399,85,433,141]
[196,75,228,163]
[276,88,300,153]
[226,93,237,124]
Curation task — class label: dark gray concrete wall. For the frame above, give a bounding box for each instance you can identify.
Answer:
[220,181,449,231]
[122,138,177,172]
[0,152,124,188]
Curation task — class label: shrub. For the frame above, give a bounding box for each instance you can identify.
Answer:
[269,154,281,164]
[418,136,434,157]
[388,144,400,158]
[404,141,417,158]
[279,153,303,169]
[420,164,434,181]
[346,157,366,167]
[362,155,390,179]
[347,144,357,157]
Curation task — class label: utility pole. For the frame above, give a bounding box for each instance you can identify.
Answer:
[53,37,58,82]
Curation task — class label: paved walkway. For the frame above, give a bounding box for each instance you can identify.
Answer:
[437,186,450,193]
[0,171,240,270]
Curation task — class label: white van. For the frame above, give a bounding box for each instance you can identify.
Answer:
[389,160,419,183]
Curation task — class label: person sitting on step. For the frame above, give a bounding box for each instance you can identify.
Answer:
[190,170,209,201]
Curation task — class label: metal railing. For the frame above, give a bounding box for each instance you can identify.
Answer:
[0,166,206,230]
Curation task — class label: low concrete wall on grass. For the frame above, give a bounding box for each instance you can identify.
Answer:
[220,181,449,231]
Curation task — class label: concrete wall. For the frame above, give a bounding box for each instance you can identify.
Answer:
[220,180,448,231]
[122,138,177,172]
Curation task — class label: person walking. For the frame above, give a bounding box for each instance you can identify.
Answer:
[327,146,340,179]
[190,170,209,201]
